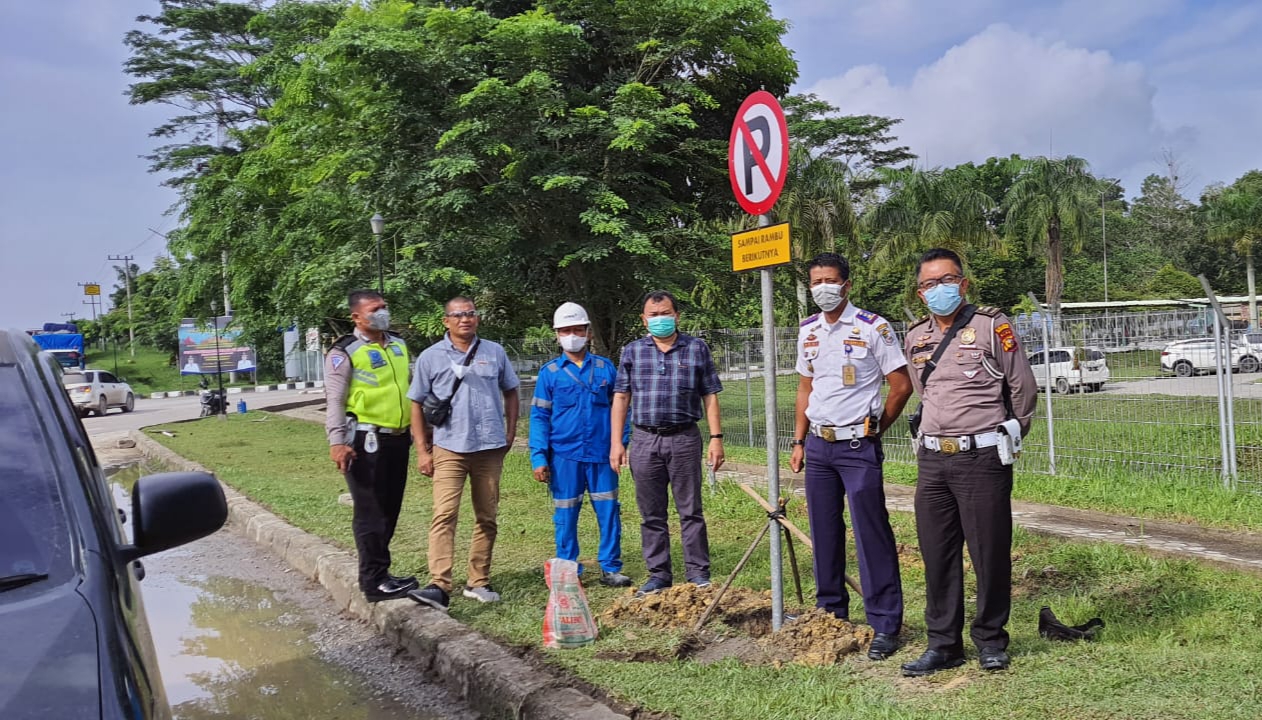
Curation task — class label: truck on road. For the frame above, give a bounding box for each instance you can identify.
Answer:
[31,323,87,370]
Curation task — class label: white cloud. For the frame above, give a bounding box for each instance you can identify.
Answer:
[807,24,1173,189]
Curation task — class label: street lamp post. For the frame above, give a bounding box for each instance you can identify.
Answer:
[370,212,385,294]
[1100,191,1109,304]
[211,301,226,420]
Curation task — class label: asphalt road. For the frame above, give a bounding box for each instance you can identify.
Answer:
[1103,372,1262,398]
[82,387,318,432]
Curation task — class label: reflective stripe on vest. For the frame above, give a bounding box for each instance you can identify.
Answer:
[346,337,410,430]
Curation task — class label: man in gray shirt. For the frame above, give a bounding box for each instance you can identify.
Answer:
[407,296,519,612]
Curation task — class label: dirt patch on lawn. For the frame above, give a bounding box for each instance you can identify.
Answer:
[599,585,873,667]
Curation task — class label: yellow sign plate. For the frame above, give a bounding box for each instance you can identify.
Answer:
[731,222,791,272]
[84,284,101,296]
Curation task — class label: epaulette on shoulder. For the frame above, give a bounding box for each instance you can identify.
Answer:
[855,309,878,324]
[974,305,1001,317]
[799,313,819,327]
[331,334,357,351]
[909,314,931,329]
[544,360,560,373]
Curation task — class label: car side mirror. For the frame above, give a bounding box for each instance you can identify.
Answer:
[118,471,227,564]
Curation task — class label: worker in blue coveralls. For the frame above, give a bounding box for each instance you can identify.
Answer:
[529,302,633,587]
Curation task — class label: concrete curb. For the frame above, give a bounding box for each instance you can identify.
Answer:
[142,381,324,399]
[128,430,630,720]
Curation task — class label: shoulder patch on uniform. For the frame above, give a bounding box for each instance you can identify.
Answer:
[332,334,357,351]
[799,313,819,327]
[594,357,606,369]
[330,355,345,370]
[855,309,878,324]
[974,305,1001,317]
[875,322,895,345]
[995,322,1017,352]
[544,360,560,373]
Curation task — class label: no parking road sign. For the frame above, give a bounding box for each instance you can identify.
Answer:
[728,90,789,216]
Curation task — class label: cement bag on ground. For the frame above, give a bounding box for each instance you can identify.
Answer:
[542,558,598,648]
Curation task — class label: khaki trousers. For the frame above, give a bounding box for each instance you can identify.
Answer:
[428,445,504,592]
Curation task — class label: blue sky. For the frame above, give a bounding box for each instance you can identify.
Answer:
[3,0,1262,330]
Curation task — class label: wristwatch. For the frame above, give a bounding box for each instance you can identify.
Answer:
[709,433,724,439]
[791,439,806,446]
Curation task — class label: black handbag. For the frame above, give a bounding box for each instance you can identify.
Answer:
[423,339,480,427]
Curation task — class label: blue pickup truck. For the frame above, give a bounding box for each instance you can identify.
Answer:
[31,323,87,370]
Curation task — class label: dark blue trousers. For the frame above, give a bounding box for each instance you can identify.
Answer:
[803,435,903,634]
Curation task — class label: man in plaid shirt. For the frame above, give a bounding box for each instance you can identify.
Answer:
[610,291,725,598]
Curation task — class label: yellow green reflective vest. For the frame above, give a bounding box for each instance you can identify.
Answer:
[335,333,410,430]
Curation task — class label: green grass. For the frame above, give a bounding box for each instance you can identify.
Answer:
[84,344,281,395]
[150,413,1262,720]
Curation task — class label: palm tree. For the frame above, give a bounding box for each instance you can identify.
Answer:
[863,165,998,279]
[1206,171,1262,327]
[1003,156,1099,316]
[773,142,858,319]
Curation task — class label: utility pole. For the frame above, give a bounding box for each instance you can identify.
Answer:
[108,255,136,357]
[61,311,78,322]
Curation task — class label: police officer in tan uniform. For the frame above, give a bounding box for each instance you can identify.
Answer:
[899,249,1037,677]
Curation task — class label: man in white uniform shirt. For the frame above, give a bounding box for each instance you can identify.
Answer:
[789,253,914,661]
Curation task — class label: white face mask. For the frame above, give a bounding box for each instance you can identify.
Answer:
[451,361,467,379]
[558,334,588,353]
[811,283,847,312]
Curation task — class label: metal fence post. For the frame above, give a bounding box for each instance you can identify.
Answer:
[1199,275,1238,489]
[1028,293,1056,474]
[744,337,754,447]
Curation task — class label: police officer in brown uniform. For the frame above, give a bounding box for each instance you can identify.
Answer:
[899,248,1037,677]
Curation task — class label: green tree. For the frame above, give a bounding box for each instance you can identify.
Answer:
[143,0,797,358]
[774,144,856,318]
[1206,171,1262,326]
[1002,156,1099,315]
[862,165,998,290]
[1145,263,1204,299]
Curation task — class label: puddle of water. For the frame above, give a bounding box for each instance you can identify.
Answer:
[107,465,447,720]
[142,558,417,720]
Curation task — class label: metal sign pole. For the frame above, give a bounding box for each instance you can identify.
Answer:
[759,217,784,631]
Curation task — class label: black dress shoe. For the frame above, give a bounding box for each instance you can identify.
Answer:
[901,649,966,677]
[867,632,901,661]
[364,577,414,602]
[388,574,419,591]
[979,647,1010,671]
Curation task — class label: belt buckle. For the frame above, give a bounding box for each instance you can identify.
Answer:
[939,437,959,455]
[820,426,836,443]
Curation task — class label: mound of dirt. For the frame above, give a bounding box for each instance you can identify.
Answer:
[758,608,871,667]
[600,585,873,667]
[601,584,772,635]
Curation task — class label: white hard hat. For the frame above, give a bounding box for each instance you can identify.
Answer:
[553,302,590,329]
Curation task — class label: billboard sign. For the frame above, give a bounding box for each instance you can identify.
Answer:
[178,317,256,375]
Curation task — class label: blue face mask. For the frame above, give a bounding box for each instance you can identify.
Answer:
[924,283,963,316]
[646,316,677,338]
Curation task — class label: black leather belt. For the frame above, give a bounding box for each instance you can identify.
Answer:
[635,423,695,436]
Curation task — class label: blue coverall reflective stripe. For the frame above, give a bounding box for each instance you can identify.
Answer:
[529,353,627,574]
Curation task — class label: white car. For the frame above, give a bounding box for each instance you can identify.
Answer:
[62,369,135,416]
[1160,339,1257,377]
[1028,346,1111,393]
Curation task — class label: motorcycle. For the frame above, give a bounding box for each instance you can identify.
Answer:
[199,377,225,417]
